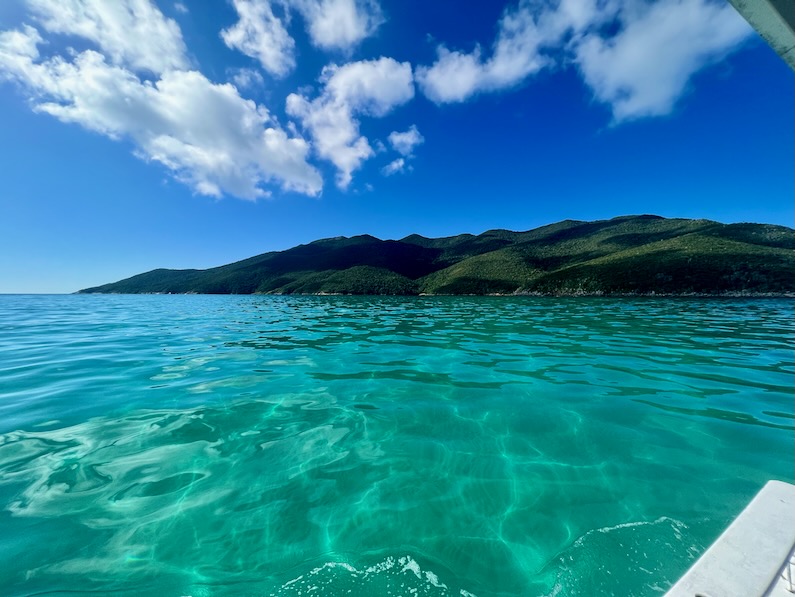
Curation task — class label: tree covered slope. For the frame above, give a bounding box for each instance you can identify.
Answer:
[79,216,795,295]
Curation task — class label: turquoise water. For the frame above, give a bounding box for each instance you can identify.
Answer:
[0,295,792,596]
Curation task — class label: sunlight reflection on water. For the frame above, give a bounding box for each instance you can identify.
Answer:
[0,295,792,596]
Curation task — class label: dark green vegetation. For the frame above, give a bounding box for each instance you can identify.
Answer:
[80,216,795,295]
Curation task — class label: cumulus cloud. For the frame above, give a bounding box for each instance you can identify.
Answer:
[416,0,614,104]
[221,0,295,78]
[576,0,753,121]
[287,94,374,188]
[230,66,265,90]
[24,0,189,75]
[174,2,188,14]
[292,0,384,51]
[287,57,414,188]
[0,22,322,199]
[418,0,752,121]
[221,0,383,76]
[388,125,424,157]
[418,48,490,104]
[321,57,415,115]
[381,157,404,176]
[416,0,572,104]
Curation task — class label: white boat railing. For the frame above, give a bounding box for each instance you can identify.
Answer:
[665,480,795,597]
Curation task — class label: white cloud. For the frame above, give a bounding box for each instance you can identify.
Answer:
[221,0,295,77]
[576,0,753,121]
[381,157,404,176]
[0,25,322,199]
[322,57,415,115]
[25,0,189,75]
[287,57,414,188]
[230,66,265,90]
[416,0,562,104]
[221,0,383,76]
[417,0,623,104]
[174,2,188,14]
[287,94,373,189]
[0,24,41,62]
[388,124,423,156]
[418,0,752,122]
[291,0,383,51]
[417,48,480,104]
[382,125,422,177]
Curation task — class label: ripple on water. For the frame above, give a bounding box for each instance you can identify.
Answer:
[0,295,792,596]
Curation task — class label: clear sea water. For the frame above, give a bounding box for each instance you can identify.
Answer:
[0,295,792,597]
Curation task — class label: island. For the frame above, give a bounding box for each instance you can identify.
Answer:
[79,215,795,296]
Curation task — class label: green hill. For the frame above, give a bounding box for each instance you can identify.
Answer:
[79,216,795,296]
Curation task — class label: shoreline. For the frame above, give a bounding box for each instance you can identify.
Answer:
[73,291,795,298]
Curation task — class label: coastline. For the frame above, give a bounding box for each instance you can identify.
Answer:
[73,290,795,298]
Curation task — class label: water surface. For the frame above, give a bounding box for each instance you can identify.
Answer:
[0,295,792,596]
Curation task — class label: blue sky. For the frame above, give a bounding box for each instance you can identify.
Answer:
[0,0,792,293]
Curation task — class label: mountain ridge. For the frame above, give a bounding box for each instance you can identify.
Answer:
[79,215,795,296]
